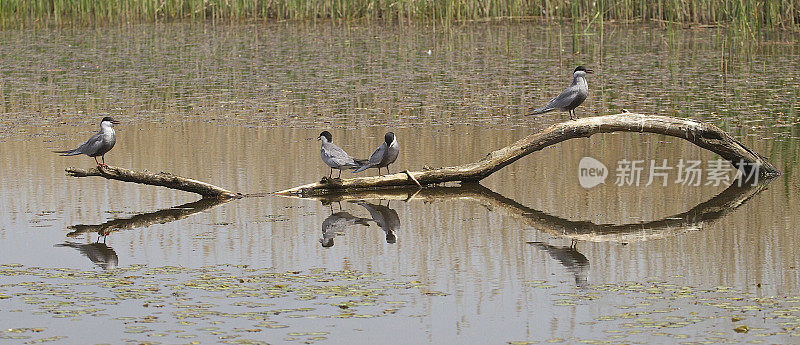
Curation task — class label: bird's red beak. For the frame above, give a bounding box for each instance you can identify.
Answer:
[111,120,121,124]
[586,69,594,74]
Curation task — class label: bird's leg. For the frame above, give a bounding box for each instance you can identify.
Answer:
[328,168,333,179]
[337,169,342,179]
[94,157,101,166]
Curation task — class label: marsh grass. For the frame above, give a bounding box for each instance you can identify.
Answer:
[1,0,799,30]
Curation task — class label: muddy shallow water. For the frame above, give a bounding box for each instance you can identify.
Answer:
[1,23,800,344]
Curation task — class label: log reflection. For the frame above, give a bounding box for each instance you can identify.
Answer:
[299,177,773,243]
[66,197,233,237]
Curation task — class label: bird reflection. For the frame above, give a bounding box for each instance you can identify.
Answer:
[55,238,119,270]
[355,201,400,244]
[320,211,371,247]
[528,240,589,287]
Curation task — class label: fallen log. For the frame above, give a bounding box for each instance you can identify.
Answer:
[276,113,780,196]
[65,165,241,199]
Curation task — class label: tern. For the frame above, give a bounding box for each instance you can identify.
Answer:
[353,132,399,175]
[319,131,362,179]
[530,66,593,120]
[55,116,120,167]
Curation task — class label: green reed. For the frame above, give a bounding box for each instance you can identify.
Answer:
[1,0,799,30]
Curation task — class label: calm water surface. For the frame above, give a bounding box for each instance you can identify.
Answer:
[1,23,800,344]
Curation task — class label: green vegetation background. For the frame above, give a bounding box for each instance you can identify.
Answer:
[2,0,799,29]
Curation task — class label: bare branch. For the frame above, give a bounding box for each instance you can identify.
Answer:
[65,165,241,199]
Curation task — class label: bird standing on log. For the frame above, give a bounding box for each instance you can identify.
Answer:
[55,116,119,167]
[354,132,399,175]
[319,131,361,179]
[530,66,593,120]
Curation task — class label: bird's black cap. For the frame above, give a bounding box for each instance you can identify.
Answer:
[101,116,120,124]
[384,132,395,144]
[574,66,593,73]
[319,131,333,141]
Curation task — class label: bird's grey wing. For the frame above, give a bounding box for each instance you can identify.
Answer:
[323,144,358,167]
[544,85,580,111]
[369,143,387,165]
[74,132,105,156]
[353,143,386,172]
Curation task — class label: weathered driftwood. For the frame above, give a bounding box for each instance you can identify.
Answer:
[67,197,232,237]
[65,165,241,199]
[277,113,780,196]
[286,177,771,243]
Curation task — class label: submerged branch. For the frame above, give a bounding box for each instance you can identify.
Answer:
[277,113,780,196]
[65,165,241,199]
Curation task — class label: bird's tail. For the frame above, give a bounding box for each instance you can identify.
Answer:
[53,149,80,156]
[347,159,368,170]
[353,162,374,173]
[527,241,551,250]
[528,106,553,116]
